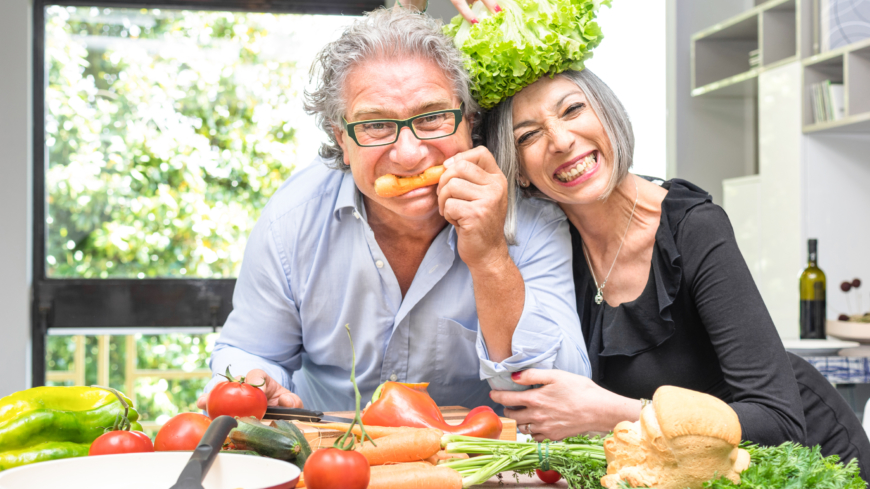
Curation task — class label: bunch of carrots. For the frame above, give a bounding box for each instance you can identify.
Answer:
[295,422,468,488]
[295,326,469,488]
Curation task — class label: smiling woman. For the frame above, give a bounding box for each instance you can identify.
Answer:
[481,66,870,481]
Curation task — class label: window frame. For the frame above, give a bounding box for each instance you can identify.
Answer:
[31,0,382,385]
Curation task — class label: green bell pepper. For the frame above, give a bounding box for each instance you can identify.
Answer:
[0,386,135,423]
[0,386,143,471]
[0,400,142,450]
[0,442,91,471]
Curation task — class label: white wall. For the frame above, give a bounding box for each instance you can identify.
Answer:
[0,0,32,397]
[585,0,666,179]
[804,135,870,322]
[667,0,757,204]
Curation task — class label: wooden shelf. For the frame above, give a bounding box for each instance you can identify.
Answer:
[802,38,870,133]
[691,69,759,97]
[803,111,870,134]
[691,0,797,97]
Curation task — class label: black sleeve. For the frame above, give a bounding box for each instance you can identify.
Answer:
[676,203,806,446]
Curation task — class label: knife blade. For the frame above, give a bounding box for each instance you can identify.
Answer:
[263,407,323,422]
[319,414,356,423]
[263,407,355,424]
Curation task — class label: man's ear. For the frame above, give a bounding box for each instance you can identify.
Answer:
[333,125,351,167]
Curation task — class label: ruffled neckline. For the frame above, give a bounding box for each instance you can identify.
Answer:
[572,179,712,380]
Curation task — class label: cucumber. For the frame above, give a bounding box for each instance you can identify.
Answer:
[228,417,301,461]
[270,419,312,470]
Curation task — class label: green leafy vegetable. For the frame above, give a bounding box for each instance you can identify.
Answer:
[704,442,865,489]
[439,435,864,489]
[443,0,611,109]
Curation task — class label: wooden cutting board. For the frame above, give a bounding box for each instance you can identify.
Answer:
[289,406,516,449]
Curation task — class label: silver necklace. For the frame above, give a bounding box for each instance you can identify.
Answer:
[582,177,639,305]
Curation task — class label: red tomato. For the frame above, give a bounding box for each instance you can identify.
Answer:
[89,430,154,455]
[303,448,370,489]
[536,468,562,484]
[207,377,268,420]
[154,412,212,451]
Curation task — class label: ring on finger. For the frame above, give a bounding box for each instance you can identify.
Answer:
[525,423,533,434]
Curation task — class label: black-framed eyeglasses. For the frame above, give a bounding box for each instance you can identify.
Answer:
[342,103,464,147]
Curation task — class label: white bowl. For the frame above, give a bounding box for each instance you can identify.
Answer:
[0,452,300,489]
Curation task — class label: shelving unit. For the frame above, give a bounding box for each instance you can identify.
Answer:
[802,38,870,133]
[689,0,870,340]
[691,0,798,97]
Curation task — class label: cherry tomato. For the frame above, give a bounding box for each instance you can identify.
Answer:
[154,412,212,451]
[89,430,154,455]
[536,468,562,484]
[207,368,268,420]
[303,448,370,489]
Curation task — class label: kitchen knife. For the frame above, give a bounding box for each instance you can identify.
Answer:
[263,406,355,423]
[169,415,238,489]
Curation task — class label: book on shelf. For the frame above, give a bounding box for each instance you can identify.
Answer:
[809,80,845,124]
[749,48,760,68]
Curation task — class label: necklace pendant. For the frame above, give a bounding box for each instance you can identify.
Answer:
[594,289,604,305]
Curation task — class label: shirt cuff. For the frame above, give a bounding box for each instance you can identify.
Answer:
[206,344,293,394]
[476,283,561,390]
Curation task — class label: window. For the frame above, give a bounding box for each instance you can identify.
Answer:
[34,0,377,427]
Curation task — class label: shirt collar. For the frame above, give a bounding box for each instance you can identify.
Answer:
[333,171,362,221]
[332,170,458,251]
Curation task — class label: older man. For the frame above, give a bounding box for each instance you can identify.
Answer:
[197,7,590,412]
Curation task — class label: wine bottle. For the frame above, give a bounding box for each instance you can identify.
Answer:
[799,238,827,339]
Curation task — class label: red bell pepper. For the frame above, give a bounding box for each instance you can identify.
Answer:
[361,382,503,439]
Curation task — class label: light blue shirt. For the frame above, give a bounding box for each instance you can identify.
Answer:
[207,160,590,411]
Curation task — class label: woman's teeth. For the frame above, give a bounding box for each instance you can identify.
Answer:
[555,153,597,183]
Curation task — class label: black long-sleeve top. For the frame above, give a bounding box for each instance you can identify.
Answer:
[572,179,870,477]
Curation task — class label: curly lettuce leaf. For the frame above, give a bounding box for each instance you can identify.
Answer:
[444,0,610,109]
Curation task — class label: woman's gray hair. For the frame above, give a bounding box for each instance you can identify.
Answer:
[484,69,634,242]
[304,7,480,171]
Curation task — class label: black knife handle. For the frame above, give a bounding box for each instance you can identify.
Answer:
[170,415,237,489]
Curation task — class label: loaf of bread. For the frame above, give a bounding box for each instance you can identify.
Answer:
[601,385,751,489]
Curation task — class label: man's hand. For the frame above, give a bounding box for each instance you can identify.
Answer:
[436,146,510,271]
[196,369,304,411]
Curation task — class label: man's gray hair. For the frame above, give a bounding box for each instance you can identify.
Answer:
[484,69,634,242]
[304,7,480,171]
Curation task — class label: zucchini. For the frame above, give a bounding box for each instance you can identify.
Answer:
[228,417,301,461]
[270,419,312,470]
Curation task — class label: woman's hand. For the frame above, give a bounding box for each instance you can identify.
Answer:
[490,369,642,442]
[449,0,502,24]
[196,369,304,410]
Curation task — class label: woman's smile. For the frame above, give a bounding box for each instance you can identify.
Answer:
[553,150,600,186]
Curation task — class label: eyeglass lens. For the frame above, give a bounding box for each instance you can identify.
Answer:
[353,112,457,146]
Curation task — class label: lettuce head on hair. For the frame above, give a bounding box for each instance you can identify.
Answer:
[444,0,610,109]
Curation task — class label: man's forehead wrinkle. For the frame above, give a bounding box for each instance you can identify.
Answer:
[342,57,456,121]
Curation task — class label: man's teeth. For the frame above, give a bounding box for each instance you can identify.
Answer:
[555,153,597,182]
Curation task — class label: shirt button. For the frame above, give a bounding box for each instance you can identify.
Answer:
[353,211,361,219]
[375,260,384,269]
[389,373,398,382]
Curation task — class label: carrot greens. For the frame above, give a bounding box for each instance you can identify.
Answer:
[438,435,865,489]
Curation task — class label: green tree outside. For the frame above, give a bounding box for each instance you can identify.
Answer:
[43,6,354,425]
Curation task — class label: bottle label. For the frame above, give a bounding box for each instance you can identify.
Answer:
[800,299,827,339]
